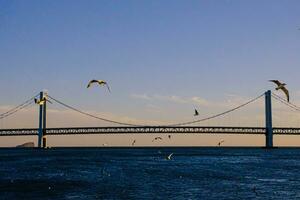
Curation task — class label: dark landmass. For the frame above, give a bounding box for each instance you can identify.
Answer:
[16,142,34,148]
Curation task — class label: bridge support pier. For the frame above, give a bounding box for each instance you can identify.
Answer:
[42,136,47,148]
[38,92,44,148]
[37,91,47,148]
[265,90,273,148]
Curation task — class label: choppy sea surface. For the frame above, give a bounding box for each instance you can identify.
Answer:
[1,147,300,199]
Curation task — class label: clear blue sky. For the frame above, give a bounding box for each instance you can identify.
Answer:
[0,0,299,122]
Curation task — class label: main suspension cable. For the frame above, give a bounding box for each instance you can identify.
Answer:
[0,94,39,120]
[271,93,300,112]
[167,93,265,126]
[0,101,35,120]
[48,95,140,126]
[48,93,264,127]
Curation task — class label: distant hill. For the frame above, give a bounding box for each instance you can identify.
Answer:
[16,142,34,148]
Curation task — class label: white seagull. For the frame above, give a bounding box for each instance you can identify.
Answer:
[269,80,289,102]
[152,137,162,142]
[87,80,111,92]
[218,140,225,146]
[166,153,173,160]
[132,140,136,146]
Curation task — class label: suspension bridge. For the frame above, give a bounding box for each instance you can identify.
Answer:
[1,90,300,148]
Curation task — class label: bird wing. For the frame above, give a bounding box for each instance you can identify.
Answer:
[281,86,290,102]
[269,80,282,87]
[167,153,173,159]
[87,80,98,88]
[105,84,111,93]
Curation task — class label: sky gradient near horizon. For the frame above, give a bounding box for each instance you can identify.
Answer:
[0,0,300,146]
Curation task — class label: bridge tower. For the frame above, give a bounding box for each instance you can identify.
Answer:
[38,91,47,148]
[265,90,273,148]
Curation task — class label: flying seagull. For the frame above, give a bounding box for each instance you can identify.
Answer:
[132,140,136,146]
[218,140,225,146]
[152,137,162,142]
[194,109,199,116]
[269,80,289,102]
[166,153,173,160]
[87,80,111,92]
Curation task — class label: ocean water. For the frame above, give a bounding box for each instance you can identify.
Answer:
[1,147,300,199]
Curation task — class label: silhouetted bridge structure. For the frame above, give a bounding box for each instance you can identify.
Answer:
[2,126,300,136]
[1,90,300,148]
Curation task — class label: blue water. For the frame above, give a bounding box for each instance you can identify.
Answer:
[1,147,300,199]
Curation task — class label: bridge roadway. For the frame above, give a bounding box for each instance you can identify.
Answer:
[1,126,300,136]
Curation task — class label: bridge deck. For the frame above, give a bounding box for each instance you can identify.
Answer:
[0,126,300,136]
